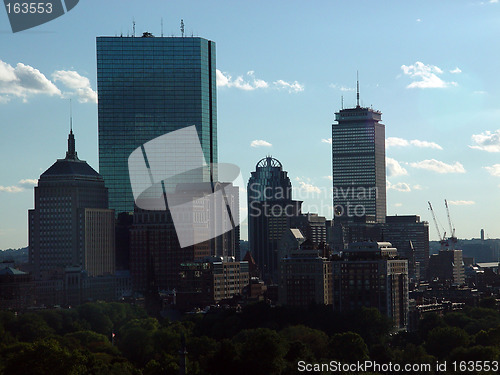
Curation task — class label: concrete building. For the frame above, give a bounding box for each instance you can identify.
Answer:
[332,90,386,223]
[176,257,249,309]
[290,213,327,246]
[383,215,429,281]
[428,249,465,286]
[29,130,115,281]
[279,237,332,307]
[332,241,409,330]
[129,182,239,294]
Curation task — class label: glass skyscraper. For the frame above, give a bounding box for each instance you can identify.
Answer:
[97,34,217,214]
[247,157,301,282]
[332,104,386,223]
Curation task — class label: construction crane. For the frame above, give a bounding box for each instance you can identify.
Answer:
[428,201,447,249]
[444,199,458,250]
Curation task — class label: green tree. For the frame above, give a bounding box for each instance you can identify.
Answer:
[280,325,329,360]
[329,331,369,362]
[3,339,85,375]
[234,328,287,375]
[426,326,470,359]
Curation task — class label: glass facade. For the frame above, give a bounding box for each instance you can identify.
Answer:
[247,157,300,283]
[332,106,386,223]
[97,36,217,214]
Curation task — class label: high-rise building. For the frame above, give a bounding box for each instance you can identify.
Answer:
[290,213,327,246]
[279,239,332,307]
[332,241,408,330]
[383,215,429,281]
[428,249,465,285]
[129,182,239,293]
[29,130,115,280]
[97,34,217,214]
[332,88,386,223]
[247,156,302,283]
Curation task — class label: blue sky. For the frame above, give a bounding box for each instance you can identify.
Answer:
[1,0,500,248]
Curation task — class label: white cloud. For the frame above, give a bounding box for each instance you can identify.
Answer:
[490,0,498,3]
[329,84,355,92]
[216,69,231,87]
[449,67,462,74]
[216,69,267,91]
[410,159,466,173]
[321,138,332,144]
[298,181,321,194]
[18,179,37,187]
[409,139,443,150]
[470,130,500,152]
[274,79,304,93]
[386,137,410,147]
[324,175,333,181]
[217,69,303,93]
[413,184,424,190]
[0,186,24,193]
[387,181,411,192]
[52,70,97,103]
[394,203,403,207]
[401,61,457,89]
[386,137,442,149]
[416,18,422,22]
[386,157,408,177]
[0,60,61,102]
[448,200,475,205]
[250,140,272,148]
[484,164,500,176]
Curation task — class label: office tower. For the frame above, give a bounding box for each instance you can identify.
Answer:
[332,241,408,330]
[247,156,302,283]
[97,34,217,214]
[177,258,250,310]
[290,213,327,245]
[279,230,332,307]
[428,249,465,285]
[129,181,239,293]
[383,215,429,281]
[332,85,386,223]
[29,130,115,280]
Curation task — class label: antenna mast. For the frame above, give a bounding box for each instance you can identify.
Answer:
[341,95,344,110]
[133,19,135,37]
[69,99,73,132]
[161,18,163,37]
[356,71,360,107]
[180,19,184,37]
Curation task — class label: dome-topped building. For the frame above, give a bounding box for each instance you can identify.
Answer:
[247,156,302,283]
[29,130,115,283]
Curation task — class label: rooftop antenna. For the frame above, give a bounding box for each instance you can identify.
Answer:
[161,18,163,37]
[133,19,135,37]
[341,95,344,109]
[180,19,184,37]
[69,99,73,132]
[356,71,360,108]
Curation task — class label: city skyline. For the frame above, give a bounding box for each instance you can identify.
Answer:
[2,0,500,248]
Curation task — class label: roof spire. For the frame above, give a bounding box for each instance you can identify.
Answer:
[66,100,78,160]
[70,99,73,133]
[356,71,360,108]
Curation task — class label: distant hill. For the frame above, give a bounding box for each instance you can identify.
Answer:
[0,247,28,264]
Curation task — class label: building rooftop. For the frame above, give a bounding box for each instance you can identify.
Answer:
[40,130,101,179]
[0,267,27,276]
